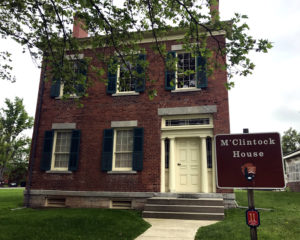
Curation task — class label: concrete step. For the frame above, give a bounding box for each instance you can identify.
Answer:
[147,197,224,206]
[142,211,224,220]
[144,204,224,213]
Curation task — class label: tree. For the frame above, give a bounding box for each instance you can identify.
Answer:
[281,128,300,155]
[0,0,272,96]
[0,97,33,184]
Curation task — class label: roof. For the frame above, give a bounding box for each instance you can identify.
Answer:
[283,149,300,160]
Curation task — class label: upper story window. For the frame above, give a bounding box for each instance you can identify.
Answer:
[62,60,87,96]
[165,51,207,91]
[107,54,146,95]
[177,52,196,89]
[118,61,137,93]
[50,56,87,99]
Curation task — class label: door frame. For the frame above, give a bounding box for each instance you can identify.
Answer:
[160,114,215,193]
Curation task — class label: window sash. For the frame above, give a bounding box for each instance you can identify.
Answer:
[165,118,210,127]
[176,52,196,89]
[113,129,133,170]
[51,131,72,170]
[62,60,86,96]
[117,62,137,93]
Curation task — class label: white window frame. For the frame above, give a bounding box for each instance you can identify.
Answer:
[50,130,72,171]
[161,114,213,130]
[112,128,134,171]
[116,64,137,94]
[56,54,85,99]
[175,51,197,90]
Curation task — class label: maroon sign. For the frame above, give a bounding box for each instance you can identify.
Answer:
[246,209,260,227]
[215,133,285,189]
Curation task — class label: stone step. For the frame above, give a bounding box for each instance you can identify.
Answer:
[144,204,224,213]
[147,197,224,206]
[142,211,224,220]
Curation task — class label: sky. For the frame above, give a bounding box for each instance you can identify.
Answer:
[0,0,299,137]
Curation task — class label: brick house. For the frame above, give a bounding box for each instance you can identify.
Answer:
[25,6,235,211]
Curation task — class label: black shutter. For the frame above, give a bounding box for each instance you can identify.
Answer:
[165,51,176,90]
[101,129,114,171]
[135,54,146,92]
[68,130,81,171]
[40,130,54,171]
[107,60,117,94]
[50,76,61,98]
[75,60,87,95]
[132,128,144,171]
[197,55,207,88]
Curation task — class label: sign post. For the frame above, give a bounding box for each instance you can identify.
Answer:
[243,129,258,240]
[215,130,285,240]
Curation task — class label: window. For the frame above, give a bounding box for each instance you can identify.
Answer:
[177,52,196,89]
[101,128,144,172]
[165,51,207,91]
[52,131,72,170]
[62,60,86,96]
[114,129,134,170]
[50,59,87,98]
[107,54,146,94]
[40,130,81,172]
[166,118,210,127]
[117,62,137,93]
[287,162,300,182]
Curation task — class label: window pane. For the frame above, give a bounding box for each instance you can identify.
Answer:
[116,153,132,168]
[166,118,210,126]
[177,53,196,89]
[54,153,69,168]
[119,61,136,92]
[54,132,72,169]
[115,130,133,169]
[55,132,72,153]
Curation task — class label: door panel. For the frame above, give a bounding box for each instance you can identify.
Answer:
[176,138,201,192]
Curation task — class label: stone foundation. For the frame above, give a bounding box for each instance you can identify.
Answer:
[24,190,236,209]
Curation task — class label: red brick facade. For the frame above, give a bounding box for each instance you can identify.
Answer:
[28,35,230,194]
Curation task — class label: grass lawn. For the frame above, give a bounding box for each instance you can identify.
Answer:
[0,189,150,240]
[195,190,300,240]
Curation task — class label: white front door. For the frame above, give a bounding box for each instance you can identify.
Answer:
[176,138,201,192]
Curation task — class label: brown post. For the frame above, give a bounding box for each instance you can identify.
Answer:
[247,189,258,239]
[244,128,258,240]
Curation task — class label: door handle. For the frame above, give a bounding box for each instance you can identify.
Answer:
[177,163,181,166]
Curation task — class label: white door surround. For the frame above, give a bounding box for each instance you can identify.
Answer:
[160,114,215,193]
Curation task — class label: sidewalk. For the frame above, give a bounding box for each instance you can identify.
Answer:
[136,218,219,240]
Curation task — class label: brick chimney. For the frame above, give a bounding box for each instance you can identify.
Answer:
[72,16,88,38]
[209,0,219,22]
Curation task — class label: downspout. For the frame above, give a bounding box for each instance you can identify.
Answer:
[25,62,46,207]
